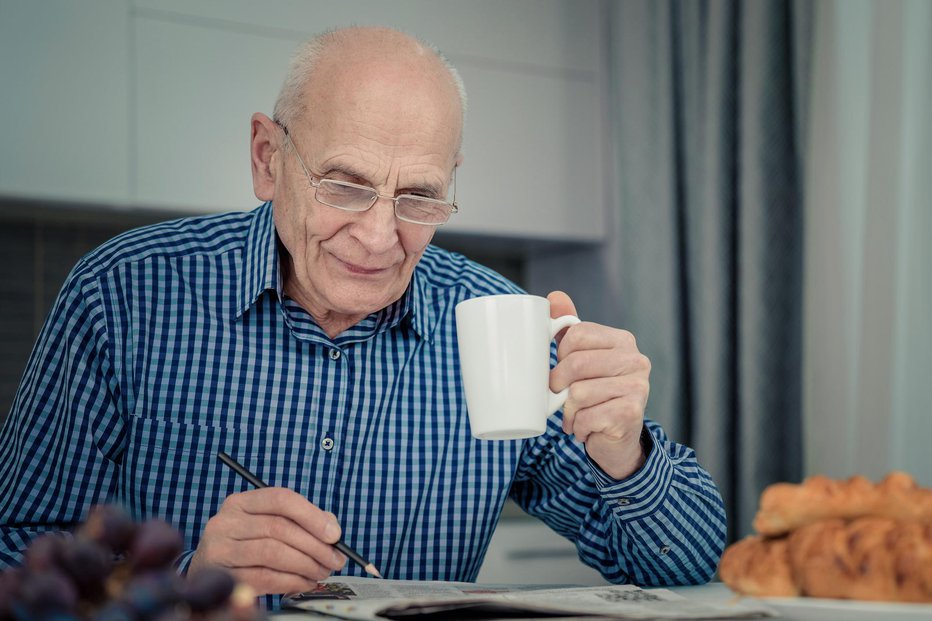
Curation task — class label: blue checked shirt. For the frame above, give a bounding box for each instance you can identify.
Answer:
[0,202,726,608]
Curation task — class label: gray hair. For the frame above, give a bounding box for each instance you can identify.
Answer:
[272,27,467,130]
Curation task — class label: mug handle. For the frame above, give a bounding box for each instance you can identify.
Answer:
[546,314,581,414]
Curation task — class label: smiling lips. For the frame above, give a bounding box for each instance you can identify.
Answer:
[335,255,394,276]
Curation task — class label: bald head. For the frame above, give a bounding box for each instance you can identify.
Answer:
[273,27,466,147]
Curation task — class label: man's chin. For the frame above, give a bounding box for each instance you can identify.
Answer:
[329,291,402,318]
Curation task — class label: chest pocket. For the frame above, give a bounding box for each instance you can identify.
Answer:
[121,416,273,548]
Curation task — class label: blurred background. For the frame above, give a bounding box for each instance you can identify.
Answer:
[1,0,929,584]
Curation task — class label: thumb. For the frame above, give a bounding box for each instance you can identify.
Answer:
[547,290,578,345]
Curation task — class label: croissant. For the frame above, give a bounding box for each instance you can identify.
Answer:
[716,534,797,598]
[720,517,932,602]
[753,471,932,536]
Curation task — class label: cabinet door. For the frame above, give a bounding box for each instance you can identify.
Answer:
[452,63,603,240]
[0,0,130,206]
[478,519,608,585]
[132,0,605,241]
[133,15,292,213]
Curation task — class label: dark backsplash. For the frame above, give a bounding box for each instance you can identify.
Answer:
[0,201,524,423]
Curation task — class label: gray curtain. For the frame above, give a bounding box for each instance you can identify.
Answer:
[528,0,811,540]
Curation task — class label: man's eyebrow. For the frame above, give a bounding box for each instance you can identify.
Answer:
[321,165,444,197]
[319,164,372,183]
[399,181,444,197]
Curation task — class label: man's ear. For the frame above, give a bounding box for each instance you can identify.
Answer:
[250,112,280,201]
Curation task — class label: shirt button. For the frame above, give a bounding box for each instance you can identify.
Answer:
[321,437,335,451]
[659,545,671,555]
[617,497,631,506]
[328,349,341,360]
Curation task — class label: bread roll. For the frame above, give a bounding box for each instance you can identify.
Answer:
[721,512,932,602]
[722,472,932,602]
[718,534,797,598]
[753,471,932,536]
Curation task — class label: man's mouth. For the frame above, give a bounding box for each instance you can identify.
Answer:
[334,256,392,275]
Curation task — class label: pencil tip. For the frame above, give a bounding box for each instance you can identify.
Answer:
[366,564,383,579]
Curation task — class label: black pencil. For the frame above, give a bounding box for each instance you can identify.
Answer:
[217,451,382,578]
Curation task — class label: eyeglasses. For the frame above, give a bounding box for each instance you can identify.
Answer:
[278,124,459,226]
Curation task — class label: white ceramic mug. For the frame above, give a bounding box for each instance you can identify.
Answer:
[455,294,581,440]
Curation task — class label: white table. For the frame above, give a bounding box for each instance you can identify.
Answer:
[669,582,931,620]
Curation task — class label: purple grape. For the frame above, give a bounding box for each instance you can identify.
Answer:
[148,608,190,621]
[91,601,138,621]
[79,505,137,554]
[181,568,235,612]
[119,572,182,619]
[59,538,113,600]
[32,612,82,621]
[129,521,183,573]
[1,510,219,621]
[23,534,66,572]
[0,567,25,618]
[15,569,78,613]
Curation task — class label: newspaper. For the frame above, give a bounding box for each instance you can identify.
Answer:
[282,577,775,620]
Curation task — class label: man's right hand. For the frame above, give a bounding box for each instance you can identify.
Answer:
[188,488,347,596]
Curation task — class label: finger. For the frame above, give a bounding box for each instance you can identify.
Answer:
[561,397,579,435]
[556,323,640,358]
[226,566,321,597]
[547,290,577,318]
[564,372,622,434]
[562,375,651,414]
[212,537,337,582]
[561,376,644,435]
[547,291,578,345]
[550,349,651,393]
[228,488,342,544]
[569,396,645,444]
[221,514,347,572]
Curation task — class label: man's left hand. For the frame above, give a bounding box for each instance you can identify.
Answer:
[548,291,651,480]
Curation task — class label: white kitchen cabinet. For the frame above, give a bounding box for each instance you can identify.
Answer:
[2,0,606,242]
[478,518,608,585]
[133,15,291,213]
[0,0,131,206]
[131,0,601,74]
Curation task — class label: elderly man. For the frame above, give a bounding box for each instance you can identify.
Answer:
[0,27,725,607]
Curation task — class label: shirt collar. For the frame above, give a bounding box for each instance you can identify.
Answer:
[235,202,280,320]
[406,261,436,343]
[235,201,437,343]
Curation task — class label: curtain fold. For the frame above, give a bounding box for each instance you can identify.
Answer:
[803,0,932,485]
[605,0,810,538]
[528,0,930,544]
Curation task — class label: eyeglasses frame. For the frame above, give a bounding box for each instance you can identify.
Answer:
[276,122,459,226]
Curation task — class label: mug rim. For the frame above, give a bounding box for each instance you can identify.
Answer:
[454,293,547,312]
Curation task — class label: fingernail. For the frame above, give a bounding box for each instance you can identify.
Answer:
[325,520,341,541]
[333,551,346,568]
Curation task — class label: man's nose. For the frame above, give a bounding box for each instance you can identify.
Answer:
[349,196,400,253]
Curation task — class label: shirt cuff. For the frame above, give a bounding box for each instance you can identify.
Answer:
[585,428,675,520]
[174,549,196,576]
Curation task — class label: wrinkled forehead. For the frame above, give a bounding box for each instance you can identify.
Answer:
[301,40,463,146]
[315,29,454,94]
